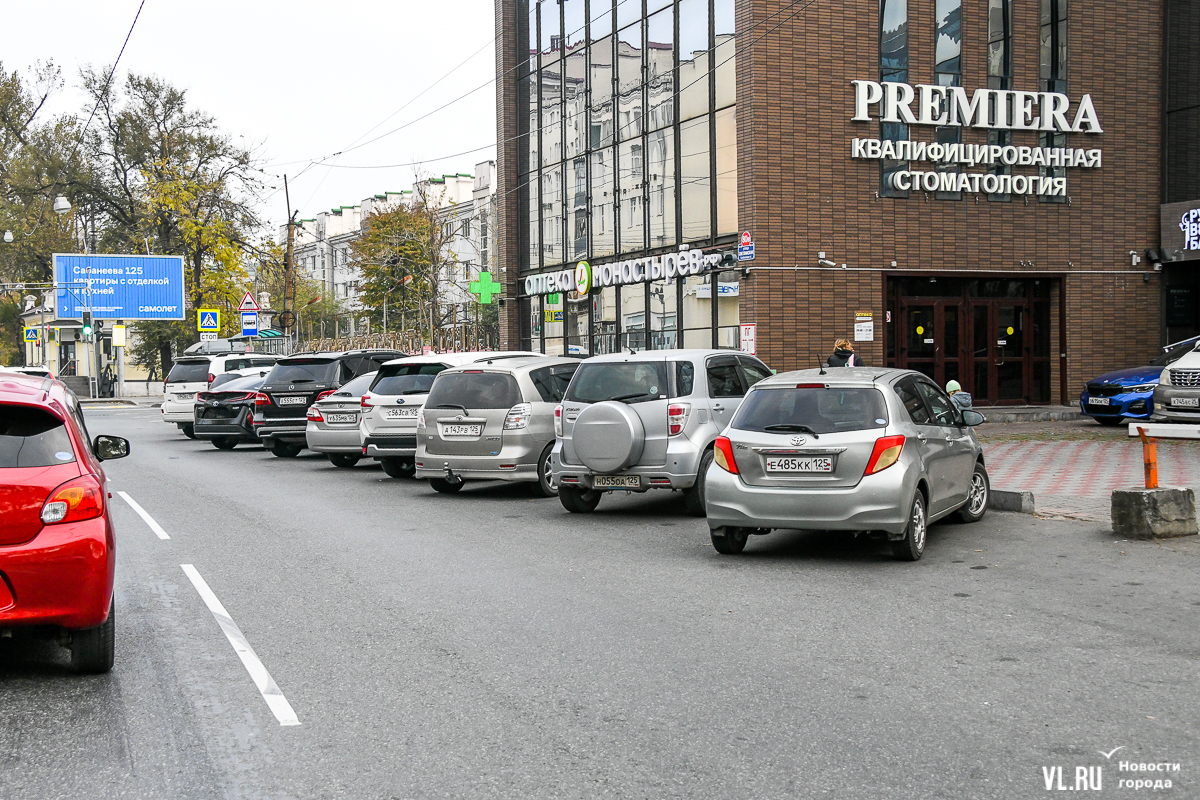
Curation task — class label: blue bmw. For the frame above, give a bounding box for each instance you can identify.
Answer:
[1081,336,1200,425]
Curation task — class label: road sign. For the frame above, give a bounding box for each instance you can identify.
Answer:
[739,323,757,355]
[241,311,259,337]
[197,309,220,332]
[53,254,185,320]
[111,324,127,347]
[738,231,755,262]
[238,291,260,312]
[23,327,39,342]
[740,231,752,246]
[199,331,218,341]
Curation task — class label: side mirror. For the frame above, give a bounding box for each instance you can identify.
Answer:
[93,435,130,461]
[960,410,986,427]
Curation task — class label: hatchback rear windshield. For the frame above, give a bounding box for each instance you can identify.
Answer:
[332,372,377,398]
[215,375,266,393]
[0,406,77,468]
[565,361,667,404]
[371,363,447,395]
[426,372,521,410]
[732,387,889,434]
[267,360,338,384]
[166,360,210,384]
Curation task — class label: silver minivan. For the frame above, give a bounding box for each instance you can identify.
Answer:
[551,350,773,515]
[415,357,580,496]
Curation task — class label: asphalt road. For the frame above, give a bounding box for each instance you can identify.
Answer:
[2,406,1198,800]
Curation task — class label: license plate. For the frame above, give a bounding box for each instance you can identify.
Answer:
[766,456,835,473]
[1088,397,1111,406]
[385,407,419,419]
[440,423,482,437]
[277,396,307,405]
[594,475,641,488]
[326,413,357,424]
[176,393,195,401]
[1172,397,1200,407]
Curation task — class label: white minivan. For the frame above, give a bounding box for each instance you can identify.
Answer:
[163,346,278,438]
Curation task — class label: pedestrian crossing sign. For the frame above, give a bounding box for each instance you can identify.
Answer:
[197,309,220,332]
[24,327,39,342]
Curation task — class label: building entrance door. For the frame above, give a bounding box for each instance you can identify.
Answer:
[970,302,1028,404]
[897,300,963,387]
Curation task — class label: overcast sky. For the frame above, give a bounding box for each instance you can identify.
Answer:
[3,0,498,231]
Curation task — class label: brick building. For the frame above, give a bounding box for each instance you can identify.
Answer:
[494,0,1199,405]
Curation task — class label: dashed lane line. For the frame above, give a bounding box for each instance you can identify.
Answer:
[116,491,170,540]
[180,564,301,727]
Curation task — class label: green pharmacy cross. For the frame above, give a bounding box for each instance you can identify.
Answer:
[469,271,502,304]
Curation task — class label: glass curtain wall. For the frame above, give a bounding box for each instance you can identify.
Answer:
[879,0,909,198]
[1039,0,1068,203]
[934,0,962,200]
[987,0,1013,201]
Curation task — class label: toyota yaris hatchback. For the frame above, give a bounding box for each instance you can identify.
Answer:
[0,373,130,672]
[704,368,990,560]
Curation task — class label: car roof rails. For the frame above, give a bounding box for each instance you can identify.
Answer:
[183,339,248,355]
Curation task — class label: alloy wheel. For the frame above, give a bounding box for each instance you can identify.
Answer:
[911,499,927,552]
[967,472,988,516]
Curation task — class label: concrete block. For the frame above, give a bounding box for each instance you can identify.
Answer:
[990,490,1035,514]
[1111,487,1198,539]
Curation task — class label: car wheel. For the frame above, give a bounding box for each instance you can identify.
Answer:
[272,442,301,458]
[710,526,749,555]
[533,443,558,497]
[892,492,928,561]
[212,438,238,450]
[559,485,602,513]
[70,597,115,674]
[380,457,415,478]
[181,423,196,439]
[328,454,360,468]
[1095,416,1123,426]
[955,463,990,523]
[683,448,714,517]
[429,477,464,494]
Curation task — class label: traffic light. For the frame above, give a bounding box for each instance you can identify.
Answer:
[81,311,93,339]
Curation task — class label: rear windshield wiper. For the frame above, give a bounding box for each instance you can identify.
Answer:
[285,378,315,383]
[401,389,430,394]
[608,392,655,403]
[433,403,470,416]
[764,423,821,439]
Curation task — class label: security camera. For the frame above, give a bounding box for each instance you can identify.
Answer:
[817,258,836,268]
[1129,250,1141,266]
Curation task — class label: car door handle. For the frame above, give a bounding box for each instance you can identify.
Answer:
[916,433,927,442]
[711,404,725,411]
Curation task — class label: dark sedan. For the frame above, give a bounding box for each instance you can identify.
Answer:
[193,374,268,450]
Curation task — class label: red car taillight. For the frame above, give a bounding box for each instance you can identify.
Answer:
[306,406,323,421]
[196,392,211,402]
[208,373,215,385]
[668,403,691,436]
[361,393,374,409]
[254,392,270,406]
[864,435,906,475]
[713,436,739,474]
[316,390,336,401]
[40,474,104,525]
[553,404,563,437]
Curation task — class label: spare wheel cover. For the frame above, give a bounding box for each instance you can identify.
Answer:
[572,401,646,473]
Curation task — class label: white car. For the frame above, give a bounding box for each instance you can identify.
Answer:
[1151,340,1200,424]
[163,352,279,438]
[361,351,538,477]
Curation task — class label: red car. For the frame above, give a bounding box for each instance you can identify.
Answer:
[0,372,129,673]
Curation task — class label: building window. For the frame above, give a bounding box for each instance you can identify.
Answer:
[1039,0,1068,203]
[934,0,962,200]
[987,0,1013,201]
[880,0,909,198]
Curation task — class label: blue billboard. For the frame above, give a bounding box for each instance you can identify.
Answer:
[54,254,186,320]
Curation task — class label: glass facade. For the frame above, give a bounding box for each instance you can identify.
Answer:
[879,0,909,198]
[519,0,739,355]
[933,0,961,200]
[986,0,1013,201]
[1039,0,1068,202]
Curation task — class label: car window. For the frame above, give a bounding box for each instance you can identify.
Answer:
[1154,340,1200,367]
[731,387,889,434]
[426,372,522,410]
[225,358,251,371]
[529,363,579,402]
[334,372,377,397]
[673,361,695,397]
[739,358,773,388]
[368,355,402,371]
[706,360,745,398]
[216,374,266,392]
[0,406,77,467]
[915,381,958,426]
[565,361,668,404]
[67,395,93,445]
[894,379,932,425]
[166,360,210,383]
[250,357,276,367]
[268,360,338,384]
[371,363,449,395]
[210,373,244,389]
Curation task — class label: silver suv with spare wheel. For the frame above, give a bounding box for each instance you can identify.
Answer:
[551,350,773,514]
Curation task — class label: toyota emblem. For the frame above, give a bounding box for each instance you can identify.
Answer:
[790,435,807,446]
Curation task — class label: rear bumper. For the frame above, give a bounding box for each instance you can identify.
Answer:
[194,408,256,441]
[1150,386,1200,423]
[0,516,115,630]
[703,462,915,535]
[365,435,418,458]
[551,437,706,491]
[307,424,364,454]
[257,423,308,445]
[415,441,541,482]
[161,401,195,423]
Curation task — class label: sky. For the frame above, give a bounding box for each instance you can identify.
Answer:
[2,0,498,231]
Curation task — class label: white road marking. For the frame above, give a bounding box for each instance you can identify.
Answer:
[180,564,300,727]
[116,491,170,540]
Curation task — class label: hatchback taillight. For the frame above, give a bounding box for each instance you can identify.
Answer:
[864,435,906,475]
[196,392,211,403]
[316,390,336,401]
[306,406,323,422]
[504,402,532,430]
[254,392,270,406]
[713,436,739,474]
[361,394,374,408]
[40,474,104,525]
[554,405,563,437]
[668,403,690,436]
[208,373,215,385]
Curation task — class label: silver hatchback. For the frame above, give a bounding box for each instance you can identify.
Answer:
[415,357,580,496]
[704,368,990,560]
[305,371,377,468]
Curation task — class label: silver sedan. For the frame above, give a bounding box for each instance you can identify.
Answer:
[704,368,990,560]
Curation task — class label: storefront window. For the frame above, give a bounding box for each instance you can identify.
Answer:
[717,269,740,348]
[879,0,908,198]
[544,293,565,356]
[519,296,534,352]
[650,280,678,349]
[566,291,590,356]
[682,273,712,348]
[620,283,647,351]
[647,127,676,247]
[594,286,618,354]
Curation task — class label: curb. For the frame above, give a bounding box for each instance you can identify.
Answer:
[983,409,1085,423]
[990,489,1035,514]
[79,399,140,407]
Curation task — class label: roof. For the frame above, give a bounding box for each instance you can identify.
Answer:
[378,350,540,368]
[439,355,577,374]
[0,372,63,407]
[756,366,910,388]
[581,349,756,364]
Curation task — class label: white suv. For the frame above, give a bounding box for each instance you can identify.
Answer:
[1151,340,1200,424]
[361,351,537,477]
[163,352,279,438]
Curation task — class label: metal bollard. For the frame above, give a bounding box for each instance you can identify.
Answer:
[1136,426,1159,489]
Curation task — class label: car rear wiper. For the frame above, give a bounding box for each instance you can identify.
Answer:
[401,389,429,394]
[286,378,315,383]
[433,403,470,416]
[764,424,821,439]
[609,392,654,403]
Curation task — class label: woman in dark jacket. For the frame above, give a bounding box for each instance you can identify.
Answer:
[827,339,865,367]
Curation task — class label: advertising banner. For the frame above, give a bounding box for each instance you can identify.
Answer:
[54,254,186,320]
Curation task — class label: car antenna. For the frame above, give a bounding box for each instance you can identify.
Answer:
[627,347,636,355]
[817,359,827,376]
